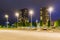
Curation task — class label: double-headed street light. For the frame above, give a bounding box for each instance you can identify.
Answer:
[29,10,34,28]
[5,14,9,28]
[15,12,19,28]
[48,7,54,26]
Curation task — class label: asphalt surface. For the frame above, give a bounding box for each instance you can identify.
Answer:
[0,30,60,40]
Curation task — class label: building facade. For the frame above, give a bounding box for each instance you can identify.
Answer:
[18,8,29,26]
[40,7,50,27]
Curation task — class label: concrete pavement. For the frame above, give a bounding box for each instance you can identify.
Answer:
[0,30,60,40]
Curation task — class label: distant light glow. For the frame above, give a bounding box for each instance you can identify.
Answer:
[5,15,8,18]
[29,10,34,15]
[15,12,19,17]
[6,21,9,24]
[48,7,53,13]
[36,20,38,23]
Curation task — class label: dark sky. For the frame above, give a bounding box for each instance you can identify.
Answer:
[0,0,60,25]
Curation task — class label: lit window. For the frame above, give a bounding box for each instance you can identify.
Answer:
[40,16,42,20]
[40,11,42,15]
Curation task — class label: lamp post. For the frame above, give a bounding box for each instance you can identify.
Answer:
[15,12,19,28]
[5,14,8,28]
[29,10,34,29]
[48,7,53,27]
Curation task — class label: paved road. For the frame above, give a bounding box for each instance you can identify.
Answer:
[0,30,60,40]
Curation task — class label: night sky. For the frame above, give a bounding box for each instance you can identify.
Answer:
[0,0,60,25]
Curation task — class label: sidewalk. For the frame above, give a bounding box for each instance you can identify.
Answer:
[0,27,60,33]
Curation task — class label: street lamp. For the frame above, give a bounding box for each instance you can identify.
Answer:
[48,7,53,26]
[29,10,34,29]
[5,14,9,28]
[15,12,19,28]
